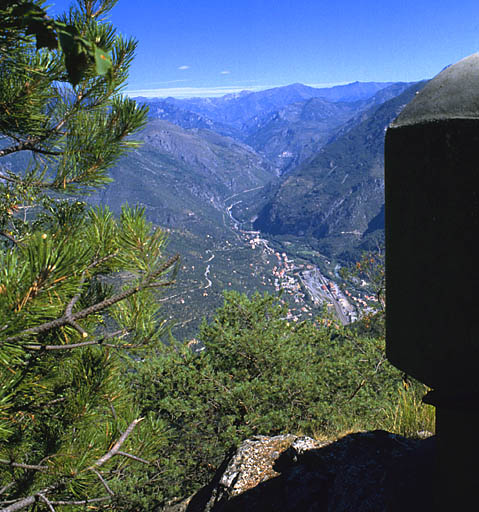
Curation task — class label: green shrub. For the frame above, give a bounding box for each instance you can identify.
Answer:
[127,291,406,504]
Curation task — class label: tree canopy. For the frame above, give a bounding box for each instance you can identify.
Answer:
[0,1,178,510]
[130,290,411,504]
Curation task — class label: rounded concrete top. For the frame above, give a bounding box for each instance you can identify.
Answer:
[392,53,479,127]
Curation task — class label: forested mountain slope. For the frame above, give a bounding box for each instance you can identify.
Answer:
[253,81,426,259]
[89,119,275,237]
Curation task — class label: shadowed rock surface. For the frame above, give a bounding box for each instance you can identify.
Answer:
[166,430,436,512]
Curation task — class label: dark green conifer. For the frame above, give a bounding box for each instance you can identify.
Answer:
[0,1,178,509]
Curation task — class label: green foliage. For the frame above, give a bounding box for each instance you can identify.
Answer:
[0,203,178,509]
[342,250,435,437]
[1,0,114,85]
[129,291,407,504]
[0,1,148,225]
[0,1,177,509]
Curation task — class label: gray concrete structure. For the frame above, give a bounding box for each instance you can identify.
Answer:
[385,53,479,510]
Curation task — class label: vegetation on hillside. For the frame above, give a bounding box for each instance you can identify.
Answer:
[126,286,433,506]
[253,82,426,262]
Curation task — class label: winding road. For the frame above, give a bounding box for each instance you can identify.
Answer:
[204,264,212,288]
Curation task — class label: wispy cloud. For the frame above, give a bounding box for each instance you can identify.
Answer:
[178,65,190,70]
[125,84,278,99]
[220,70,231,75]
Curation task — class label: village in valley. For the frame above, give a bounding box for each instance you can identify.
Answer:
[244,230,378,325]
[161,197,380,340]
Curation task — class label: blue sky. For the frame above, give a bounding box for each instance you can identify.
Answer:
[50,0,479,98]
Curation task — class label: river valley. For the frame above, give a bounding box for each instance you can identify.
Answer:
[159,190,373,340]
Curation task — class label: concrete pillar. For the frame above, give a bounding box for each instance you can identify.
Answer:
[385,53,479,510]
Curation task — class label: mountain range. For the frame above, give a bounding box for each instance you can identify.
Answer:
[5,80,422,264]
[243,82,412,173]
[252,81,426,259]
[118,80,421,263]
[140,81,395,131]
[3,79,424,338]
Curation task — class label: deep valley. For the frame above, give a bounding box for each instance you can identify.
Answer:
[88,79,421,338]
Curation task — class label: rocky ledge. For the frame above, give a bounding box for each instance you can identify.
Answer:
[166,430,436,512]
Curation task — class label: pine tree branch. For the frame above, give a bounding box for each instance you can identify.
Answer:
[63,251,118,322]
[26,339,101,351]
[0,495,111,509]
[24,329,130,351]
[87,418,144,470]
[64,251,118,321]
[0,483,14,496]
[115,451,150,465]
[0,419,145,511]
[64,282,85,320]
[0,232,19,246]
[0,3,154,510]
[0,486,56,512]
[0,141,61,157]
[90,469,114,496]
[43,396,66,408]
[0,459,47,471]
[0,172,47,191]
[0,173,17,184]
[0,116,68,160]
[48,497,110,506]
[109,401,118,421]
[0,496,36,511]
[86,251,119,271]
[69,278,174,322]
[3,253,179,345]
[37,494,56,512]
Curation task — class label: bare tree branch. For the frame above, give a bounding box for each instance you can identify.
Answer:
[64,280,86,320]
[43,396,66,408]
[23,329,134,351]
[90,469,114,496]
[49,497,110,506]
[88,418,143,470]
[116,451,150,465]
[0,496,36,511]
[0,495,111,508]
[86,251,119,271]
[109,400,118,421]
[0,459,47,471]
[0,486,56,512]
[37,494,56,512]
[0,140,61,158]
[26,339,103,351]
[0,483,14,496]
